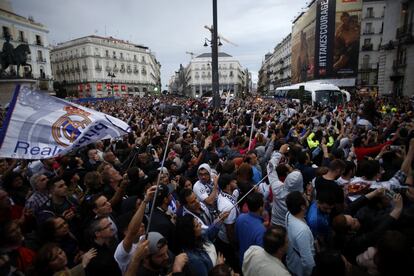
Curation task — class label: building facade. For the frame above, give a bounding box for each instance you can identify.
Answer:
[179,52,246,98]
[0,6,52,90]
[50,35,161,98]
[264,33,292,94]
[378,0,414,96]
[257,53,272,95]
[357,0,386,93]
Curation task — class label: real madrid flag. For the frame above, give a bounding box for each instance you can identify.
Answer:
[0,85,130,159]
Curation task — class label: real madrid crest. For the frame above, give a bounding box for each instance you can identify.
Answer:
[51,106,92,147]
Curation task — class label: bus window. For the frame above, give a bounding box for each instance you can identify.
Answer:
[303,90,312,104]
[287,90,299,99]
[315,90,342,106]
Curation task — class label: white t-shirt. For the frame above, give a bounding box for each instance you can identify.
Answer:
[217,190,239,243]
[193,180,213,202]
[114,240,139,275]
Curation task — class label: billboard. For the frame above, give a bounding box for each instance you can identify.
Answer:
[291,3,316,84]
[291,0,362,84]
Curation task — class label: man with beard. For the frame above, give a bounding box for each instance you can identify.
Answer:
[133,232,188,276]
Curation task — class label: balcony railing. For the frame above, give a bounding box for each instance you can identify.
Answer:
[18,37,28,43]
[361,44,373,51]
[393,60,406,70]
[95,65,102,71]
[397,23,412,39]
[363,29,375,35]
[37,57,46,63]
[364,13,374,19]
[82,65,88,71]
[359,63,378,71]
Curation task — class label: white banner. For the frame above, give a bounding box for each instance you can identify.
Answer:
[0,85,130,159]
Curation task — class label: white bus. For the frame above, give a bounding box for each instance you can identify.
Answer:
[274,82,349,106]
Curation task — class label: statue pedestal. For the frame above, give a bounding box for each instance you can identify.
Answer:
[0,79,36,107]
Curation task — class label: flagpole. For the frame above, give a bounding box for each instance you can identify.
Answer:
[248,112,256,151]
[145,124,174,236]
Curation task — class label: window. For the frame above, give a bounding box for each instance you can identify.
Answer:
[120,53,123,59]
[36,35,42,46]
[365,23,373,34]
[366,7,374,18]
[2,26,10,38]
[113,51,116,58]
[37,50,43,61]
[364,38,371,46]
[19,31,25,42]
[362,54,370,68]
[134,55,137,61]
[106,50,109,57]
[40,67,45,79]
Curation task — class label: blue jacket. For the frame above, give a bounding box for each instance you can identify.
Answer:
[235,212,266,264]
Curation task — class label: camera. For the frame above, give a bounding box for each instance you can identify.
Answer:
[389,145,403,151]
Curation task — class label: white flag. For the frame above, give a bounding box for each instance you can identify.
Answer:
[0,85,130,159]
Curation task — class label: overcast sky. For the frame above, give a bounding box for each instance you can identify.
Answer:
[12,0,306,89]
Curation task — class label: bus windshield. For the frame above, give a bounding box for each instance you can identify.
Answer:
[315,90,344,106]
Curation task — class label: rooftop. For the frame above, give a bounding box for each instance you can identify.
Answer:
[196,52,232,58]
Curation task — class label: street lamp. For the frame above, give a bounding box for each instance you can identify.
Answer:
[107,72,116,97]
[203,0,220,109]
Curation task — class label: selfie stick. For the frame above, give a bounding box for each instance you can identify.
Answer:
[145,123,174,236]
[248,112,256,151]
[224,170,272,215]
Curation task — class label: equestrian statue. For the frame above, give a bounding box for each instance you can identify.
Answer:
[0,32,32,78]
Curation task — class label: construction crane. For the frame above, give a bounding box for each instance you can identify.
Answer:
[185,51,195,59]
[204,25,238,47]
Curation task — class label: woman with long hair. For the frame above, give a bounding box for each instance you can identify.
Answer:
[29,243,96,276]
[176,214,224,276]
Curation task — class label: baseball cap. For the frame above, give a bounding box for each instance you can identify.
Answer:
[147,232,168,255]
[155,184,173,206]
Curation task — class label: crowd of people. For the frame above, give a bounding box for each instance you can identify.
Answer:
[1,93,414,276]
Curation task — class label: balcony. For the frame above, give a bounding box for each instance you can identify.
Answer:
[75,66,80,72]
[397,23,412,39]
[361,44,373,51]
[359,63,378,72]
[105,66,111,72]
[133,69,139,74]
[393,60,406,70]
[113,67,119,73]
[120,67,125,73]
[18,37,28,43]
[127,68,132,74]
[364,13,374,19]
[396,23,414,44]
[363,29,375,35]
[95,65,102,71]
[82,65,88,72]
[36,41,43,46]
[37,57,46,63]
[380,40,395,50]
